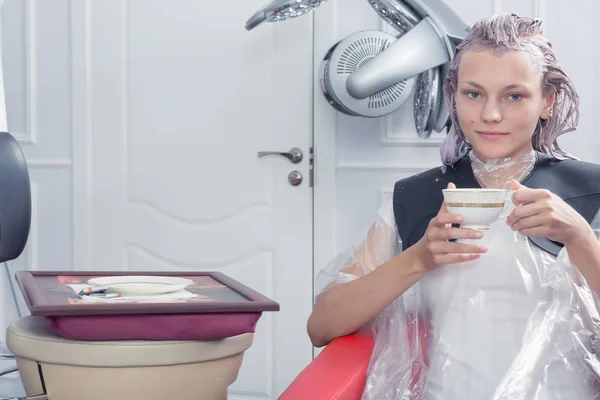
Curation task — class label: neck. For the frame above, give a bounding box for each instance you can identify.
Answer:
[472,144,535,164]
[469,148,536,188]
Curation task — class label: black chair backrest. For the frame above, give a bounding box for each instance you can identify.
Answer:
[0,132,31,263]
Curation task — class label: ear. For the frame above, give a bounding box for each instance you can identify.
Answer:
[540,91,556,120]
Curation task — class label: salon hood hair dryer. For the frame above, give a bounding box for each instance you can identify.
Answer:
[245,0,470,138]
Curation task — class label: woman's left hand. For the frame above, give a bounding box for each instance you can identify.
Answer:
[506,179,592,246]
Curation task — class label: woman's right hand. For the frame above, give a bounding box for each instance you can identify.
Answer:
[414,182,488,272]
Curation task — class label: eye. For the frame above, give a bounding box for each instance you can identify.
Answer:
[508,93,522,101]
[466,91,480,99]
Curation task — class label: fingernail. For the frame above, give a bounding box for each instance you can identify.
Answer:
[480,245,488,252]
[456,216,463,222]
[474,231,483,238]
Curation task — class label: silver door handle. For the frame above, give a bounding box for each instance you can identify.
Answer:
[257,147,303,164]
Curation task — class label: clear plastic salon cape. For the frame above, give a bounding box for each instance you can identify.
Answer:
[315,151,600,399]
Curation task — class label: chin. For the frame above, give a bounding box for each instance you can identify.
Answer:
[472,145,516,161]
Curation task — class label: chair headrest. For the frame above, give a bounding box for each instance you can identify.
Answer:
[0,132,31,263]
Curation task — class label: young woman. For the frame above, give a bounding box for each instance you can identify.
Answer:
[308,13,600,399]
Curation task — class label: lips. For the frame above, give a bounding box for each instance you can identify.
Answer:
[477,131,508,141]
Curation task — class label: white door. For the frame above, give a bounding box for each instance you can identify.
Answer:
[71,1,314,398]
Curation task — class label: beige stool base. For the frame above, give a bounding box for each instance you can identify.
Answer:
[16,354,241,400]
[7,316,254,400]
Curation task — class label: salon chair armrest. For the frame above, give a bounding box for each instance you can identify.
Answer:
[278,332,374,400]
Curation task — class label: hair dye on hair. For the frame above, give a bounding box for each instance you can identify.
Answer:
[439,13,579,166]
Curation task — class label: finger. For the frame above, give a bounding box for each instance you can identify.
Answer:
[434,253,482,265]
[429,227,484,241]
[430,209,463,226]
[440,201,448,215]
[510,214,546,232]
[447,182,456,190]
[506,202,548,225]
[512,187,552,205]
[432,241,488,254]
[509,179,523,191]
[515,226,548,237]
[432,212,464,227]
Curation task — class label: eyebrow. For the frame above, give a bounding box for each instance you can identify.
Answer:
[460,81,530,91]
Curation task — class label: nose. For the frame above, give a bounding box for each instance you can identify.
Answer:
[481,99,502,123]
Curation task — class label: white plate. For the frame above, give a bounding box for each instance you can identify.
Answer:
[87,276,193,296]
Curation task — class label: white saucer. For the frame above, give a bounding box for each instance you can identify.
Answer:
[87,276,193,296]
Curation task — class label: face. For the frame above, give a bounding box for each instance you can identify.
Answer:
[455,49,554,161]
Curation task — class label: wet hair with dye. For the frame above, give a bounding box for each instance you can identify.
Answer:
[439,13,579,166]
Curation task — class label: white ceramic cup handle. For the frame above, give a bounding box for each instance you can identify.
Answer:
[499,189,515,219]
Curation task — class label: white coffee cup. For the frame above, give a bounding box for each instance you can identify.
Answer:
[442,188,514,231]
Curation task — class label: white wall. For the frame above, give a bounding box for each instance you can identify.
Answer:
[0,0,72,396]
[314,0,600,274]
[2,0,73,326]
